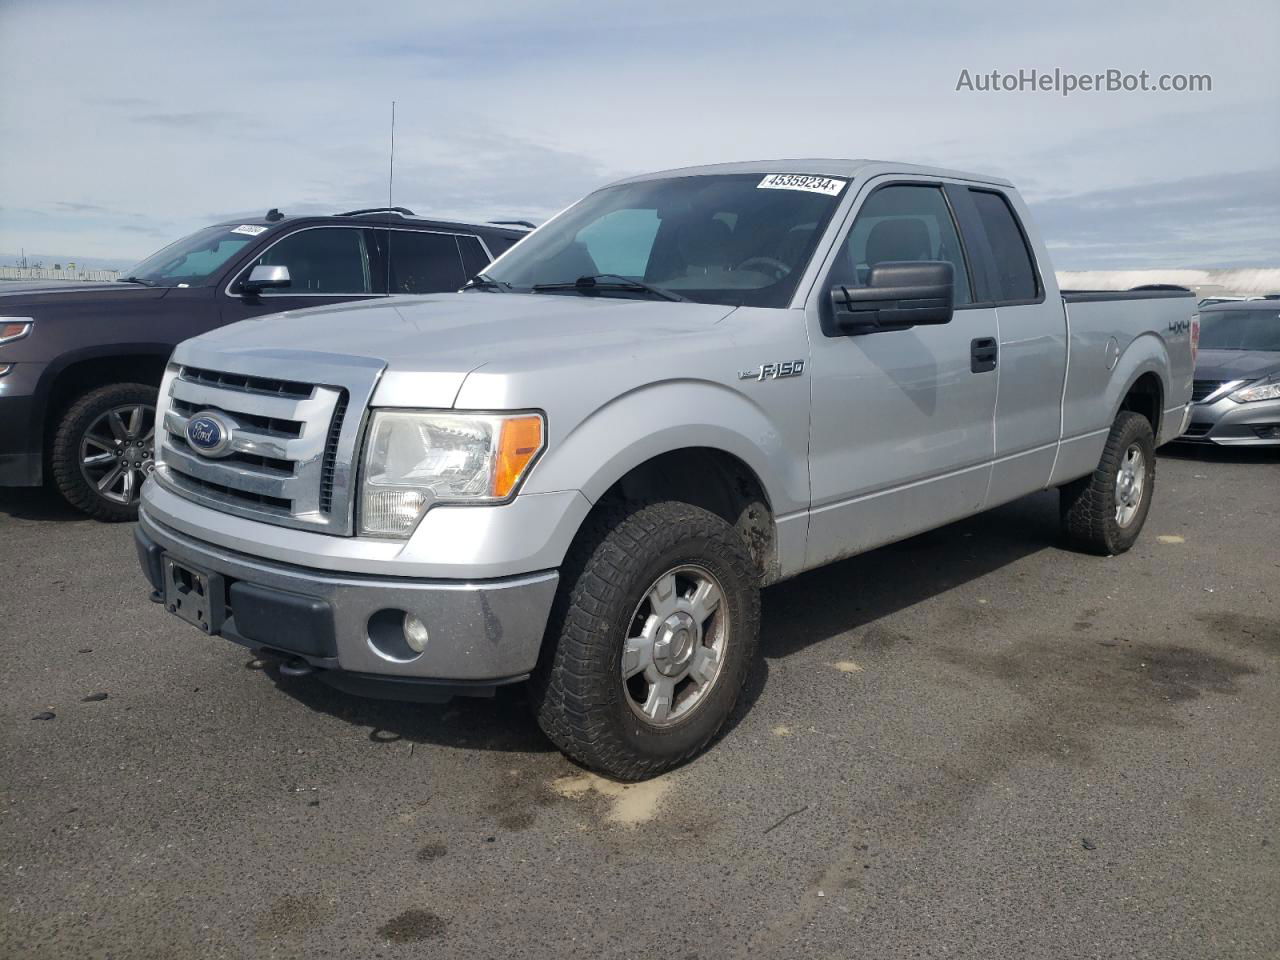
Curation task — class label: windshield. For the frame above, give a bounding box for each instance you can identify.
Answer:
[1198,309,1280,351]
[483,173,849,307]
[124,224,264,287]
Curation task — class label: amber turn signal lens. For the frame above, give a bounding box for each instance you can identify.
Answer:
[492,415,544,497]
[0,321,33,344]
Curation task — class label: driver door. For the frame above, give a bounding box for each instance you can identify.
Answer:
[803,179,999,567]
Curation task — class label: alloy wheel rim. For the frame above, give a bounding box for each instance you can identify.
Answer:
[1114,443,1146,528]
[79,403,156,505]
[621,563,729,727]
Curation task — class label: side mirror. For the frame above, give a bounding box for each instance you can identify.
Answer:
[829,260,954,335]
[240,264,291,296]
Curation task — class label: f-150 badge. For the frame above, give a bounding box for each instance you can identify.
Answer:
[738,360,805,381]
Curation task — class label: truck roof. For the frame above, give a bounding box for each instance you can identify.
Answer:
[607,158,1013,189]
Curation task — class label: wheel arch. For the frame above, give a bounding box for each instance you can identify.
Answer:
[1109,334,1169,438]
[42,345,171,435]
[528,381,805,585]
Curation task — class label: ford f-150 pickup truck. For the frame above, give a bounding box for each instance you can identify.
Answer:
[134,160,1197,779]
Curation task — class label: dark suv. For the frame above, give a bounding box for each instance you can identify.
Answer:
[0,208,529,519]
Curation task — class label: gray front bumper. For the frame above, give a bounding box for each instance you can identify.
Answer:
[1181,395,1280,445]
[136,507,558,688]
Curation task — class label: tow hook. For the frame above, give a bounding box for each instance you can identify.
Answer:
[279,657,315,678]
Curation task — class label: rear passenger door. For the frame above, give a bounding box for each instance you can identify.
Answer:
[804,179,1000,566]
[220,226,376,323]
[946,186,1068,505]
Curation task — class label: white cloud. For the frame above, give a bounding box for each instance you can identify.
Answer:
[1,0,1276,266]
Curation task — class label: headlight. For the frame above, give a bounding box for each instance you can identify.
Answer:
[1229,378,1280,403]
[358,410,545,537]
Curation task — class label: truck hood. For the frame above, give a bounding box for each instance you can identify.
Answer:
[175,292,739,408]
[0,280,169,307]
[185,292,736,370]
[1195,348,1280,382]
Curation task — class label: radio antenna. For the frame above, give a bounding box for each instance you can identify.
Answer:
[386,100,396,296]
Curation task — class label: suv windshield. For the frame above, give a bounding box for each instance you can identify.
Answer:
[1199,309,1280,351]
[483,173,849,308]
[124,224,264,287]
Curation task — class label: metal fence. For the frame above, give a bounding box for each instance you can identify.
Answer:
[0,267,120,283]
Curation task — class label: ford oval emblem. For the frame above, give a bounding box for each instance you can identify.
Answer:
[186,412,232,457]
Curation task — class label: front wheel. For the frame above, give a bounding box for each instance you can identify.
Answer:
[1060,410,1156,555]
[530,500,761,780]
[50,383,157,521]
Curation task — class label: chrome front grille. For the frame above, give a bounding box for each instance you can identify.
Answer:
[179,365,315,399]
[156,363,367,533]
[318,392,348,514]
[1191,379,1227,403]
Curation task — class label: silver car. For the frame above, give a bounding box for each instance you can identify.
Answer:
[1182,302,1280,445]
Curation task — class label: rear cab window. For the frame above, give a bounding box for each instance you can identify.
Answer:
[966,189,1041,303]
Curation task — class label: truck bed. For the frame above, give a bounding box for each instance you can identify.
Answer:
[1050,288,1196,486]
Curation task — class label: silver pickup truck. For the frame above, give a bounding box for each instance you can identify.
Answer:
[135,160,1197,779]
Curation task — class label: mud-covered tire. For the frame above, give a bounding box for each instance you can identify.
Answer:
[51,382,157,522]
[530,500,761,781]
[1060,411,1156,555]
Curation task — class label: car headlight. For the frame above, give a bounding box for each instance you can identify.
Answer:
[358,410,545,537]
[1229,377,1280,403]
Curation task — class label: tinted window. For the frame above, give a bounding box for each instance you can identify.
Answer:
[969,190,1038,302]
[484,173,847,308]
[386,231,467,294]
[577,208,661,277]
[830,184,972,305]
[127,225,258,287]
[485,234,522,258]
[254,228,371,295]
[457,235,492,279]
[1198,309,1280,350]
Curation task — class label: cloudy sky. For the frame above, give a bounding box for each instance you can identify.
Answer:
[1,0,1276,270]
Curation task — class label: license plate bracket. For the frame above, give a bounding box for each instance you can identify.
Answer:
[162,556,225,634]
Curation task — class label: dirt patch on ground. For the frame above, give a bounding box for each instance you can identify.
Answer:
[551,771,674,826]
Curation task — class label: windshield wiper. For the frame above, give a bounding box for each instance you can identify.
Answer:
[531,274,689,303]
[117,276,158,287]
[462,273,511,292]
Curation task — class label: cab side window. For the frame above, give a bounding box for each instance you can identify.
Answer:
[252,228,372,295]
[967,189,1039,302]
[830,184,971,306]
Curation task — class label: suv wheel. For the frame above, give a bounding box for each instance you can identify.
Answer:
[1059,410,1156,555]
[531,500,760,780]
[51,383,158,522]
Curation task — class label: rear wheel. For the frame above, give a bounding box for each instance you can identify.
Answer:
[51,383,157,521]
[530,500,760,780]
[1060,410,1156,555]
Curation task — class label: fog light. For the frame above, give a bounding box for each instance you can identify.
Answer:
[404,614,429,653]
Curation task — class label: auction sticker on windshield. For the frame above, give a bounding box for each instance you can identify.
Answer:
[757,174,847,196]
[230,224,268,237]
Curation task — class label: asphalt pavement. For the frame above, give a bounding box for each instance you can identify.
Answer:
[2,445,1277,959]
